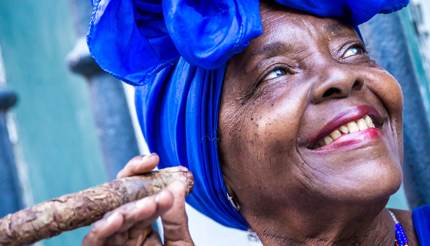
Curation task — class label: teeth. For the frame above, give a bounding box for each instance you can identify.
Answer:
[339,125,349,134]
[347,121,359,133]
[330,130,342,140]
[357,118,367,131]
[324,136,333,145]
[317,115,377,148]
[365,115,375,128]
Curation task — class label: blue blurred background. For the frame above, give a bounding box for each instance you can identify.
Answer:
[1,0,430,245]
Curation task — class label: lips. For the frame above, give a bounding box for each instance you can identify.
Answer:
[308,105,384,149]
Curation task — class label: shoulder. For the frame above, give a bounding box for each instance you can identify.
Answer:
[412,205,430,243]
[412,204,430,218]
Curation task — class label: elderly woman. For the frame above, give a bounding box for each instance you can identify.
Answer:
[84,0,429,245]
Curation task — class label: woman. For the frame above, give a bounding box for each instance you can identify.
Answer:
[84,0,430,245]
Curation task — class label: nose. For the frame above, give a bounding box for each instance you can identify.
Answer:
[311,65,364,104]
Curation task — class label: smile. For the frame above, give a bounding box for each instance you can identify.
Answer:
[308,105,384,150]
[318,115,376,147]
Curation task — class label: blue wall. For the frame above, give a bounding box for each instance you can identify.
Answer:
[0,1,107,245]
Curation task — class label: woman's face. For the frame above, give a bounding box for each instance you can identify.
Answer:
[218,4,403,223]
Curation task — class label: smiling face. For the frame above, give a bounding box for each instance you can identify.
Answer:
[218,3,403,231]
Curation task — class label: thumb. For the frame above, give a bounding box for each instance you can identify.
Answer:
[160,181,194,246]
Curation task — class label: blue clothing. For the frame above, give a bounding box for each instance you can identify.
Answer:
[88,0,409,230]
[413,205,430,244]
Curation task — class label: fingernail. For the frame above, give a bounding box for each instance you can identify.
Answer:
[107,212,121,224]
[149,153,158,160]
[140,153,156,162]
[155,191,163,203]
[136,198,149,209]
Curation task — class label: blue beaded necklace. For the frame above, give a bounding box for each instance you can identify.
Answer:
[246,210,410,245]
[389,210,409,246]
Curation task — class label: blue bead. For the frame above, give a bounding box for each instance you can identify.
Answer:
[393,220,408,246]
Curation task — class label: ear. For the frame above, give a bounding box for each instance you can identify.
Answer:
[226,184,241,211]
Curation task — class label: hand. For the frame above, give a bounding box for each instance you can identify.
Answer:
[82,154,194,246]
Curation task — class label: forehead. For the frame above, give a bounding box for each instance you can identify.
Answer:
[265,9,347,27]
[244,3,357,56]
[260,3,355,37]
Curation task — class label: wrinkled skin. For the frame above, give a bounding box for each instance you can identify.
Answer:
[83,3,418,246]
[82,154,194,246]
[219,2,414,246]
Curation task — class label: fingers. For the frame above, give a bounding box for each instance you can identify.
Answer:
[117,153,160,178]
[84,154,193,246]
[119,190,174,232]
[83,190,175,246]
[161,181,194,246]
[83,212,124,246]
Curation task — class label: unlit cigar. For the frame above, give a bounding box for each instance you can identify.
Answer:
[0,166,193,246]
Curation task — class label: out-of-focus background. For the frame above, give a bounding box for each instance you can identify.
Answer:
[1,1,430,245]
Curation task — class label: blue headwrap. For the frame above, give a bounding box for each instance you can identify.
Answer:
[88,0,409,230]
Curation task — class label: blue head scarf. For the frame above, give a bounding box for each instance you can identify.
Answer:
[88,0,409,230]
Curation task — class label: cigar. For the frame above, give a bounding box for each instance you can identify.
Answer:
[0,166,193,246]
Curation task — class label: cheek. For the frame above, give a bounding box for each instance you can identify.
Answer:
[367,69,403,153]
[221,84,312,198]
[368,70,403,120]
[244,82,310,161]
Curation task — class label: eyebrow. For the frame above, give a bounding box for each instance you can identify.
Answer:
[249,41,294,59]
[323,22,351,37]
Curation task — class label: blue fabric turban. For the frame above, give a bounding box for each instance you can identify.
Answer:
[88,0,409,230]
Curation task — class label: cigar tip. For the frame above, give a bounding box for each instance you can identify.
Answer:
[184,171,194,194]
[157,166,194,194]
[160,166,187,173]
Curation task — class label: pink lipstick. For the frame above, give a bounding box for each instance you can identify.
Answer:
[309,105,384,150]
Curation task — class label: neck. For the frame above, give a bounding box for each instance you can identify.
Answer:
[245,200,395,245]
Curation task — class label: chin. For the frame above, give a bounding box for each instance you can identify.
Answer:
[319,157,403,205]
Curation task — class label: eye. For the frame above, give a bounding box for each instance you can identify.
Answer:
[263,67,287,81]
[342,44,366,58]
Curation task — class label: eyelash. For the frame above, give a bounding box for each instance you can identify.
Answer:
[240,65,291,103]
[260,65,292,83]
[342,43,367,59]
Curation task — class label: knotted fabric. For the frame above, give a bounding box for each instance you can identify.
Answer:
[88,0,409,230]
